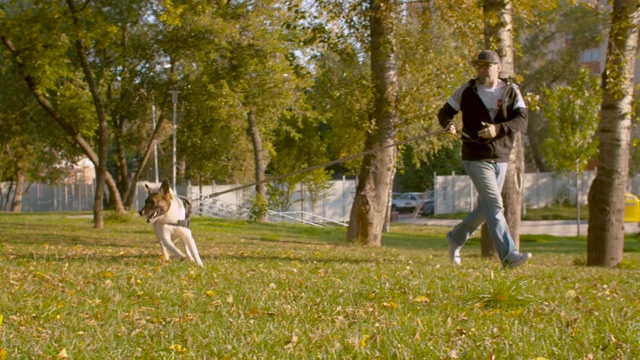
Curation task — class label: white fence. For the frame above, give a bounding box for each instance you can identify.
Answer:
[0,182,96,212]
[3,171,640,220]
[133,178,357,224]
[435,170,640,215]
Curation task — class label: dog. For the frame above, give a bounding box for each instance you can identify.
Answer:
[138,180,204,267]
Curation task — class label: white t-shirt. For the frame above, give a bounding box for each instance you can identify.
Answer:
[446,79,526,121]
[477,81,507,121]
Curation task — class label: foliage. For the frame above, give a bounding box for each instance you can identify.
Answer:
[539,68,601,173]
[1,213,640,358]
[248,193,269,223]
[397,140,464,192]
[0,53,77,186]
[396,1,482,173]
[515,0,609,171]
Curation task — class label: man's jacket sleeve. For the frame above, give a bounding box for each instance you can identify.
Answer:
[497,106,528,138]
[438,102,458,129]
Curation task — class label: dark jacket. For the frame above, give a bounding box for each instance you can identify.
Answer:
[438,78,527,162]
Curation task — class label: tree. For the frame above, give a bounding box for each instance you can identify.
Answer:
[516,1,608,172]
[478,0,523,254]
[0,50,76,212]
[0,13,124,228]
[540,68,601,173]
[66,0,111,228]
[395,2,481,195]
[587,0,640,267]
[347,0,400,246]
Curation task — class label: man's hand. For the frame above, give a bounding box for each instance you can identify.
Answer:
[478,122,497,139]
[445,122,457,135]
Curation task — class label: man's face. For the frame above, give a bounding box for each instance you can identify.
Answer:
[475,62,500,85]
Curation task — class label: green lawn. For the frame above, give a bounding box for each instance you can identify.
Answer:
[1,212,639,359]
[437,204,590,221]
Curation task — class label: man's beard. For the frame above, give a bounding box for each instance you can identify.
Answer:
[477,75,492,86]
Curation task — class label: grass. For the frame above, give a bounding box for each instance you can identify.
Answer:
[522,205,590,221]
[436,204,590,221]
[1,212,639,359]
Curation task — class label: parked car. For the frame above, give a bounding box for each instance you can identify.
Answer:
[419,193,435,216]
[400,191,434,216]
[391,192,416,213]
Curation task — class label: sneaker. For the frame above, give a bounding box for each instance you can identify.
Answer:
[446,233,461,265]
[503,252,532,269]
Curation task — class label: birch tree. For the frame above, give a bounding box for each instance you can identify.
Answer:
[587,0,640,267]
[347,0,400,246]
[476,0,523,255]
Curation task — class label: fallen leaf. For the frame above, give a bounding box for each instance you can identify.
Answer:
[57,348,69,359]
[360,334,370,348]
[382,301,398,309]
[412,296,430,303]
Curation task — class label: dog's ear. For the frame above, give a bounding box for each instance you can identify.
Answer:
[161,179,171,194]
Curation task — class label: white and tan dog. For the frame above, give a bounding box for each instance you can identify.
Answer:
[138,180,203,267]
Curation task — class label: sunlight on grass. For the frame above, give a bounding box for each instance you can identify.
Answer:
[0,212,639,358]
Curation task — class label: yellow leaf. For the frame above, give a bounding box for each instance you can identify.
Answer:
[534,358,548,360]
[57,348,69,359]
[0,348,6,360]
[0,315,3,326]
[412,296,430,303]
[382,302,398,309]
[360,335,370,348]
[205,291,216,297]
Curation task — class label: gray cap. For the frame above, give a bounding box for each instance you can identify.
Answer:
[471,50,501,64]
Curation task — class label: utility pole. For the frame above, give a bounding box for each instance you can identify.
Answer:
[169,90,180,190]
[152,100,159,183]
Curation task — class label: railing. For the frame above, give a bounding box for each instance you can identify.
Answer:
[189,197,347,227]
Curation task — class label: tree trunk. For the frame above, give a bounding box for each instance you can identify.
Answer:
[479,0,522,256]
[67,0,110,229]
[114,117,129,204]
[11,169,24,212]
[347,0,399,246]
[247,110,268,222]
[502,133,523,249]
[587,0,639,267]
[2,181,13,211]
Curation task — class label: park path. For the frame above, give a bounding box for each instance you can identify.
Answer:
[397,216,640,236]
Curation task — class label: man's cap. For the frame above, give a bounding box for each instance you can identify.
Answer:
[471,50,501,64]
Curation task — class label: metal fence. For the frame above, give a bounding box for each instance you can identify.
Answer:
[1,182,96,212]
[3,171,640,220]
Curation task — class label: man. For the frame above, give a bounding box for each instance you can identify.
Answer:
[437,49,531,268]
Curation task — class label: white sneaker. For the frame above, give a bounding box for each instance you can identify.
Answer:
[503,252,532,269]
[446,233,461,265]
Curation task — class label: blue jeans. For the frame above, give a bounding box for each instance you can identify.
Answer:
[448,160,519,262]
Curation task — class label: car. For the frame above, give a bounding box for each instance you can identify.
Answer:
[418,193,435,216]
[400,191,434,216]
[391,192,416,213]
